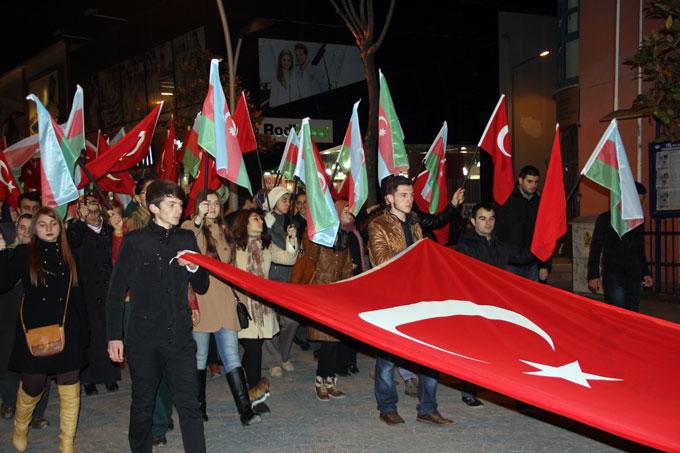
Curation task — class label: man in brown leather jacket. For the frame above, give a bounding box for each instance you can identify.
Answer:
[367,175,453,427]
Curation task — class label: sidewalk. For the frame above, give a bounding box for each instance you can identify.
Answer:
[1,297,674,452]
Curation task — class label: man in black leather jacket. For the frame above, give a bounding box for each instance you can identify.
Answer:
[106,181,209,453]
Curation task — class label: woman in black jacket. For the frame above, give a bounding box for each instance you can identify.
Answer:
[0,207,87,453]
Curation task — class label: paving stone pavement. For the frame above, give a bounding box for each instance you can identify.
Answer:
[1,296,674,452]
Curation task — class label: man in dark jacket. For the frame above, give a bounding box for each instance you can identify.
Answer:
[106,181,209,453]
[455,202,534,406]
[586,182,652,312]
[494,165,550,281]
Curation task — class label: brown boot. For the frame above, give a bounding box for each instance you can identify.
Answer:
[13,384,43,452]
[324,377,346,399]
[315,376,329,401]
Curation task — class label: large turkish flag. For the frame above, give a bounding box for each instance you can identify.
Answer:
[182,240,680,451]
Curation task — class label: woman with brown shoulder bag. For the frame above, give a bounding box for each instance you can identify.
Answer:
[0,207,88,453]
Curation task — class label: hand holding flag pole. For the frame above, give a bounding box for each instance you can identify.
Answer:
[77,156,112,210]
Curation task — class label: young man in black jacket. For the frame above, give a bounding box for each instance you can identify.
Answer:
[586,182,653,312]
[455,202,534,407]
[106,181,209,453]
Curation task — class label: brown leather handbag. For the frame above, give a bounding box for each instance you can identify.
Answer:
[21,279,71,357]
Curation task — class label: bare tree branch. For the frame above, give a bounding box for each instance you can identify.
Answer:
[360,0,367,25]
[331,0,361,44]
[367,0,375,42]
[344,0,366,39]
[368,0,395,54]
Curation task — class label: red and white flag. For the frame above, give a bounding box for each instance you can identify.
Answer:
[79,103,162,187]
[182,240,680,452]
[0,141,20,208]
[157,116,178,182]
[478,94,515,205]
[3,134,39,170]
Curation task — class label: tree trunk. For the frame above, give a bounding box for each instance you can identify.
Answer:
[362,51,379,206]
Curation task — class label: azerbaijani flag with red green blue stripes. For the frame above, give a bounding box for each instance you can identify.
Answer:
[27,94,79,209]
[377,70,409,182]
[419,122,448,214]
[581,119,643,238]
[198,59,251,194]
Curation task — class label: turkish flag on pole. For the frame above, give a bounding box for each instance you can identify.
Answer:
[96,171,136,195]
[478,95,515,205]
[531,125,567,261]
[79,103,162,187]
[185,152,221,216]
[182,240,680,451]
[0,139,20,208]
[233,92,257,153]
[157,116,178,182]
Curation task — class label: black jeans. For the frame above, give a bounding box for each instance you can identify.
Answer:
[126,338,204,453]
[603,270,642,312]
[239,338,263,387]
[317,342,338,378]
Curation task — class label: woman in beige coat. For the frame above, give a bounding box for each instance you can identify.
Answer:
[182,191,260,426]
[232,208,279,414]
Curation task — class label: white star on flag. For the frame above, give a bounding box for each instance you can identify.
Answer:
[379,128,386,137]
[521,360,622,388]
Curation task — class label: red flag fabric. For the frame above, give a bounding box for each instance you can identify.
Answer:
[531,125,567,261]
[181,239,680,451]
[0,142,20,208]
[79,104,162,187]
[97,130,110,155]
[233,92,257,153]
[185,152,221,216]
[96,171,136,195]
[20,158,41,193]
[85,139,98,162]
[478,95,515,205]
[157,117,178,182]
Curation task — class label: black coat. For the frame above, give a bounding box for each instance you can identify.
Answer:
[0,242,88,374]
[455,231,535,269]
[495,186,546,266]
[68,220,120,383]
[414,203,460,243]
[587,211,650,281]
[0,282,22,379]
[106,220,209,346]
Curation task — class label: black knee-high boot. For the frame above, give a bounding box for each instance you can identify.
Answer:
[197,369,208,422]
[225,368,261,426]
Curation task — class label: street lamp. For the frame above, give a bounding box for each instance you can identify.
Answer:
[510,50,550,158]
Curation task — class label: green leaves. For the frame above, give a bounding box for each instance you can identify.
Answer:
[624,0,680,140]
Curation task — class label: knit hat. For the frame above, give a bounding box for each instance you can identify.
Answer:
[264,186,290,212]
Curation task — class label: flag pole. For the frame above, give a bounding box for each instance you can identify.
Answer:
[565,173,583,203]
[77,157,112,210]
[253,148,266,190]
[203,153,209,198]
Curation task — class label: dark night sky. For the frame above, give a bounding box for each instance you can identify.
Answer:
[1,0,556,148]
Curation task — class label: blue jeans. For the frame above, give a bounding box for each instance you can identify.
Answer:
[506,262,539,281]
[193,329,241,373]
[397,367,417,381]
[603,270,642,312]
[375,356,438,416]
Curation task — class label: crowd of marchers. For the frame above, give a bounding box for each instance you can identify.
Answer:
[0,164,651,453]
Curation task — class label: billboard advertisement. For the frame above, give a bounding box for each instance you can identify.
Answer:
[258,38,364,108]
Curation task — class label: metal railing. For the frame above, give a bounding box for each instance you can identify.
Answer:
[646,217,680,295]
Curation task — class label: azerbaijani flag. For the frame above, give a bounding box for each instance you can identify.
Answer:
[340,100,368,216]
[198,59,252,194]
[377,70,409,182]
[277,128,299,180]
[182,113,202,178]
[419,122,448,214]
[298,117,339,247]
[27,95,79,209]
[581,119,644,237]
[62,85,85,168]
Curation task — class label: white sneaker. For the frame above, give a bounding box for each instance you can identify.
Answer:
[282,360,294,372]
[270,366,283,378]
